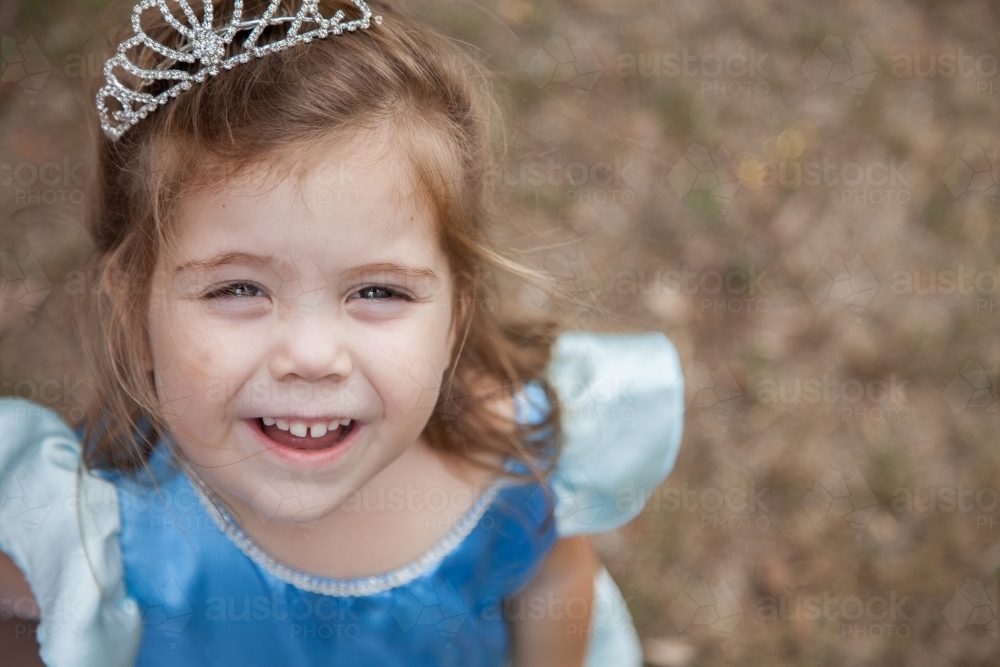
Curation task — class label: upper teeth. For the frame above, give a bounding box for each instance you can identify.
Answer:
[261,417,352,437]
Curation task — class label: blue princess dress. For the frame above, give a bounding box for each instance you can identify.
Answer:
[0,331,684,667]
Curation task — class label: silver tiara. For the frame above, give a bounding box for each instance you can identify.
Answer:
[95,0,382,141]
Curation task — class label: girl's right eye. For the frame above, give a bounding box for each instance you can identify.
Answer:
[204,281,267,300]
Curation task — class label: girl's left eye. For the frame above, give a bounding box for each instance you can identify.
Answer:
[352,285,408,301]
[204,282,267,299]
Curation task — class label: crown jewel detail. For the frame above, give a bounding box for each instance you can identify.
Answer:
[96,0,381,141]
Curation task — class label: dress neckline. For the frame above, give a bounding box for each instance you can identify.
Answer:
[183,459,510,597]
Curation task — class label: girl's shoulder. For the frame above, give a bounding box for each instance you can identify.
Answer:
[523,330,686,537]
[0,397,141,667]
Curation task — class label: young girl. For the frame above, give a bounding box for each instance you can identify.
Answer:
[0,1,684,665]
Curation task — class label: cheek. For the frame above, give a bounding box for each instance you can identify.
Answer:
[148,305,243,426]
[360,312,453,426]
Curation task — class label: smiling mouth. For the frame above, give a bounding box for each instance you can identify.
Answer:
[254,417,357,451]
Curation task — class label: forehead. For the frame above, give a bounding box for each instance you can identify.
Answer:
[165,133,440,265]
[156,146,450,287]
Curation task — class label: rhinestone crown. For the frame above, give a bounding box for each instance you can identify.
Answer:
[96,0,382,141]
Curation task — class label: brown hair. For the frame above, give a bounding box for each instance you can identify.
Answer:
[76,0,563,487]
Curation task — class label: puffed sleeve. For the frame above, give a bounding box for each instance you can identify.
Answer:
[544,331,685,537]
[0,398,141,667]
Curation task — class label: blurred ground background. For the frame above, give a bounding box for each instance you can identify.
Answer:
[1,0,999,665]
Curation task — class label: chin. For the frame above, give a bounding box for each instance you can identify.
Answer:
[241,472,357,524]
[248,498,345,525]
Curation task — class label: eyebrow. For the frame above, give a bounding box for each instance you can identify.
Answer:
[174,251,282,275]
[174,253,438,283]
[342,262,439,284]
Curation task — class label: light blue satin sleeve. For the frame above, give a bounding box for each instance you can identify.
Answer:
[513,330,683,667]
[0,398,141,667]
[544,331,685,536]
[586,564,643,667]
[499,564,643,667]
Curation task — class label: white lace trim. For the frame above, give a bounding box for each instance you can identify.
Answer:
[186,468,502,597]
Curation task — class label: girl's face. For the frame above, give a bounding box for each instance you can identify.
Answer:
[146,139,455,524]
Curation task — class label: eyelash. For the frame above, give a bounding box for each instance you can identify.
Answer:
[202,283,412,301]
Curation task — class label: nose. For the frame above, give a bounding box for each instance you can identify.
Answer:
[269,309,353,383]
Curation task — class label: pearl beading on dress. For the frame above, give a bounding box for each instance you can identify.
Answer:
[185,466,502,597]
[96,0,381,141]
